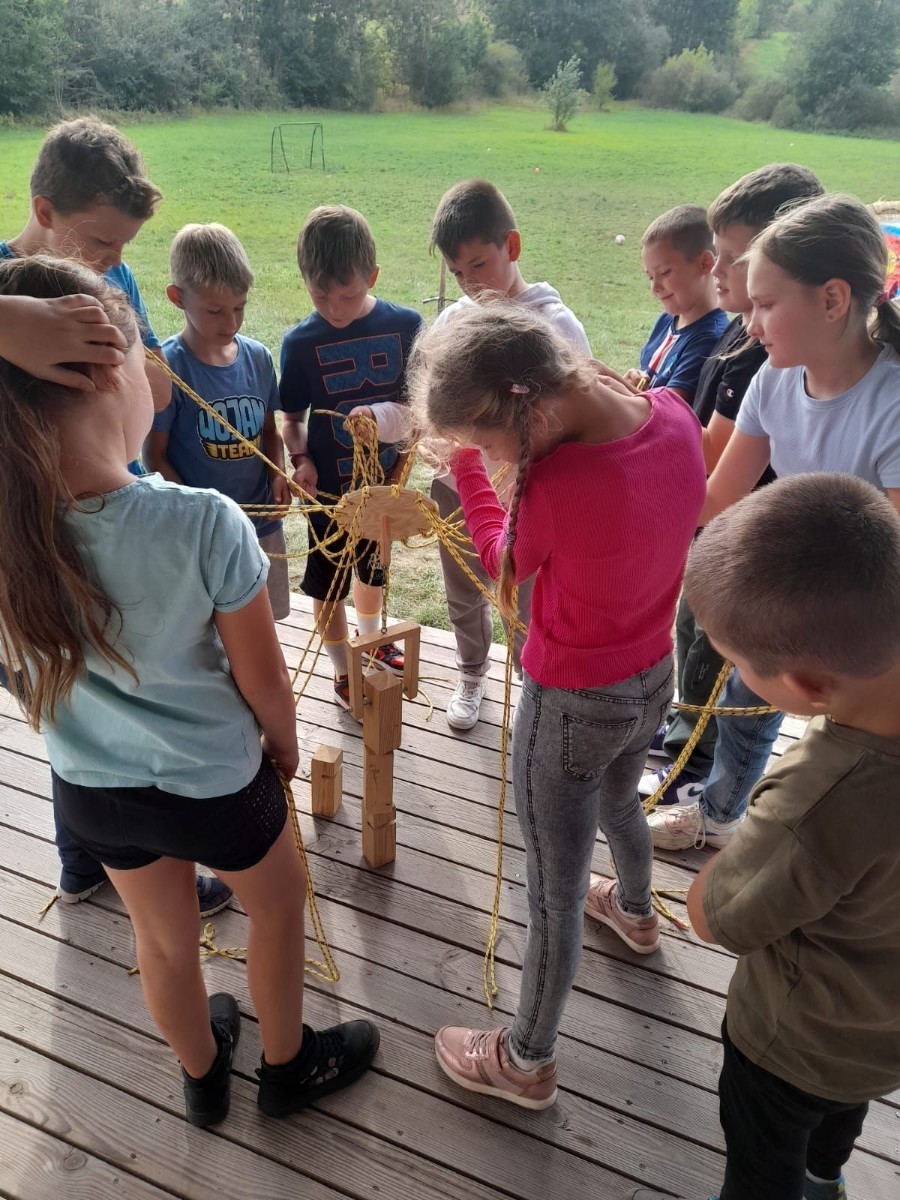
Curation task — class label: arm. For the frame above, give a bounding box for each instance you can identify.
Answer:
[281,410,317,496]
[452,448,551,581]
[214,589,298,779]
[702,412,737,475]
[145,346,172,413]
[262,412,291,506]
[686,857,718,943]
[142,429,182,483]
[886,488,900,518]
[699,430,771,526]
[0,294,126,388]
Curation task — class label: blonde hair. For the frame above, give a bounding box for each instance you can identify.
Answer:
[297,205,376,289]
[169,222,254,293]
[752,193,900,354]
[408,301,593,617]
[0,256,139,729]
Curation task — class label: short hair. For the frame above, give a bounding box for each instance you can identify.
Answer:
[169,223,254,293]
[297,205,376,289]
[430,180,518,259]
[684,474,900,680]
[30,117,162,220]
[642,205,713,260]
[708,163,824,234]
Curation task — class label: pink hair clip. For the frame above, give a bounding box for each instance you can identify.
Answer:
[510,383,529,395]
[878,282,899,305]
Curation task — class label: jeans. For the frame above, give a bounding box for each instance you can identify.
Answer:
[700,666,784,826]
[719,1021,867,1200]
[663,591,725,779]
[508,656,674,1063]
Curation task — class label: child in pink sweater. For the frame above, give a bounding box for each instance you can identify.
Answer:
[408,301,706,1108]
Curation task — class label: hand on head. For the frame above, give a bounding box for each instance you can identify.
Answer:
[0,293,127,390]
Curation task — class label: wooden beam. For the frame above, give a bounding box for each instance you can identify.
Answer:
[363,672,403,757]
[347,619,421,719]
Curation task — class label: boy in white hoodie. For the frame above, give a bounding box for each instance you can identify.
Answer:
[429,180,591,730]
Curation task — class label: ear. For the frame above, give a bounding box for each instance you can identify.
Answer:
[32,195,57,230]
[506,231,522,263]
[166,284,185,309]
[698,249,716,275]
[822,278,852,321]
[368,266,380,288]
[782,670,834,711]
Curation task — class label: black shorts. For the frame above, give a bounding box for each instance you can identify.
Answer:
[301,508,384,602]
[52,756,287,873]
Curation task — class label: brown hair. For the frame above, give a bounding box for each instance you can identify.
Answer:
[430,180,518,259]
[0,256,139,729]
[642,205,713,260]
[407,301,593,618]
[685,473,900,679]
[708,163,824,234]
[169,222,254,293]
[30,117,162,220]
[297,205,376,289]
[751,192,900,355]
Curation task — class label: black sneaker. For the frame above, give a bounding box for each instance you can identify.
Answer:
[257,1019,380,1117]
[182,993,241,1127]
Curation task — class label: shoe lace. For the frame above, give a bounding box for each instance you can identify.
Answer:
[457,679,483,700]
[667,803,707,850]
[465,1028,501,1060]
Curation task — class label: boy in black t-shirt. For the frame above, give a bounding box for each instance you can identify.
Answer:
[641,165,824,823]
[279,206,423,712]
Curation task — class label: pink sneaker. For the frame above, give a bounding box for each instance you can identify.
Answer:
[434,1026,557,1110]
[584,875,660,955]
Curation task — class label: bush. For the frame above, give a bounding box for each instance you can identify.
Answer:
[480,40,529,98]
[592,62,617,110]
[543,56,583,131]
[642,45,739,113]
[731,77,788,122]
[812,80,900,131]
[770,93,803,128]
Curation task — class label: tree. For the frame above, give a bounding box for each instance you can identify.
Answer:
[648,0,740,55]
[791,0,900,119]
[592,62,617,109]
[543,55,583,130]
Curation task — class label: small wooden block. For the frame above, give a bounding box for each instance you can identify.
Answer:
[347,619,421,719]
[363,672,403,756]
[310,745,343,817]
[363,813,396,867]
[363,750,395,818]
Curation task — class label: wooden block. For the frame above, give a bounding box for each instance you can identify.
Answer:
[363,672,403,756]
[363,812,396,867]
[401,623,420,702]
[347,619,421,720]
[310,745,343,817]
[363,749,395,817]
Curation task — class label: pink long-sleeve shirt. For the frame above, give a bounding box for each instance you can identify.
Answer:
[452,388,706,689]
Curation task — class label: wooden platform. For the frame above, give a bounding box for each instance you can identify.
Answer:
[1,596,898,1200]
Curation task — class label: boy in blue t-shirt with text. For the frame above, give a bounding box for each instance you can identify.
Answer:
[279,205,423,712]
[144,223,291,620]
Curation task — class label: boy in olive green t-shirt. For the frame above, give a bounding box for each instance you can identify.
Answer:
[684,474,900,1200]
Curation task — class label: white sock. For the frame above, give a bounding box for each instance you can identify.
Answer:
[356,610,381,636]
[806,1171,839,1185]
[507,1035,554,1073]
[324,638,348,676]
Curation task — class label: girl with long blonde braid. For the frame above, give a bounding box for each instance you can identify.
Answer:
[409,301,706,1108]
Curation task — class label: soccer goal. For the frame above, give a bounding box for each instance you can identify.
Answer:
[270,122,326,173]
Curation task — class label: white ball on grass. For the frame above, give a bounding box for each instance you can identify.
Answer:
[614,234,625,245]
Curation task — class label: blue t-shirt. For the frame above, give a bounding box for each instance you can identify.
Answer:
[640,309,729,398]
[44,474,268,797]
[0,240,160,350]
[154,333,282,537]
[279,298,424,497]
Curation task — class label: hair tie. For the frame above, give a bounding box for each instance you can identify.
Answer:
[509,383,529,396]
[877,281,899,306]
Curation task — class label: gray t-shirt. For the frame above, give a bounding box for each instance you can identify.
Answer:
[45,474,268,797]
[736,348,900,489]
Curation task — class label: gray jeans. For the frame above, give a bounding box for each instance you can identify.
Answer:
[509,655,674,1063]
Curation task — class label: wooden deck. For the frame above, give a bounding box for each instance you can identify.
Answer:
[1,596,898,1200]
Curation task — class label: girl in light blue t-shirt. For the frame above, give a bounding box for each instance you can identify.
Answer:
[0,255,378,1128]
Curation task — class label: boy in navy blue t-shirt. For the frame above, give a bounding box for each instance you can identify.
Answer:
[280,205,423,712]
[144,223,291,619]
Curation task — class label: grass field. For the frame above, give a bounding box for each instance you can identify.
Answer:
[2,104,897,632]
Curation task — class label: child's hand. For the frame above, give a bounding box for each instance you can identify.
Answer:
[345,405,375,423]
[623,367,647,389]
[270,472,293,508]
[290,454,318,498]
[0,294,128,389]
[262,734,300,782]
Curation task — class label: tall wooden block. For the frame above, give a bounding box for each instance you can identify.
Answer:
[363,750,395,818]
[363,809,396,867]
[363,671,403,757]
[310,745,343,817]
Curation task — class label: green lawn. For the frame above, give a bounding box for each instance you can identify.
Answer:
[2,104,896,632]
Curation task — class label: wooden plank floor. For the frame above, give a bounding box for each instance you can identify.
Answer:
[1,595,898,1200]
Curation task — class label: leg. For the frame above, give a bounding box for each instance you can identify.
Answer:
[213,823,307,1066]
[353,578,383,621]
[106,857,216,1078]
[806,1102,868,1184]
[431,476,493,678]
[52,774,107,897]
[257,528,291,622]
[663,593,724,778]
[701,666,785,825]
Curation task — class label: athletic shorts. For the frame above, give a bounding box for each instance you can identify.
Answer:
[301,508,384,602]
[52,755,287,873]
[258,526,291,620]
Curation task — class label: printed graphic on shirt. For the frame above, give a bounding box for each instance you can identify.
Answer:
[197,394,267,460]
[316,333,403,482]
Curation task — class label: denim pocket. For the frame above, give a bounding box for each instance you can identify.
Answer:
[561,714,639,781]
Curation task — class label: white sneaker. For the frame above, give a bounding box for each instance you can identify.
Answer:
[446,675,488,730]
[638,763,707,806]
[647,800,743,850]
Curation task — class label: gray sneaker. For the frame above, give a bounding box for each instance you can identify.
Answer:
[446,675,488,731]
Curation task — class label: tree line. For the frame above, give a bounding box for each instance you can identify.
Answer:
[1,0,898,136]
